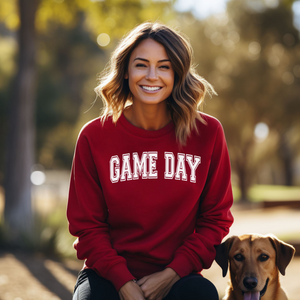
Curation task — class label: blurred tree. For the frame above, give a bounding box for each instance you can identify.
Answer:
[4,0,39,243]
[0,0,175,245]
[224,0,300,192]
[182,0,300,201]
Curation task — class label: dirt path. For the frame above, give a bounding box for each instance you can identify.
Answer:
[0,251,80,300]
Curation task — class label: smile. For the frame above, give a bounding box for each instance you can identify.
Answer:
[141,86,162,92]
[242,279,269,300]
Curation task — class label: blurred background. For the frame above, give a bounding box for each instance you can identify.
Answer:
[0,0,300,299]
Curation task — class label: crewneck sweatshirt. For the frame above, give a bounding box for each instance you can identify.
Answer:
[67,112,234,291]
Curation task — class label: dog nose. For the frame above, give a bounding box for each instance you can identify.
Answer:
[243,277,258,290]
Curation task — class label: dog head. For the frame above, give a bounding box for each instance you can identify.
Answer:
[215,234,295,300]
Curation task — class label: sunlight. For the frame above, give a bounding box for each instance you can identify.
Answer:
[174,0,230,19]
[254,122,269,142]
[30,171,46,186]
[97,33,110,47]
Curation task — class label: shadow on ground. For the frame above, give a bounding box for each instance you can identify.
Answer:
[14,252,73,300]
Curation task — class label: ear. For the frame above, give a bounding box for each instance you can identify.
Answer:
[215,236,236,277]
[268,235,295,275]
[124,72,128,79]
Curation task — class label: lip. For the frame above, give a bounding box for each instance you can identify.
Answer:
[139,85,163,93]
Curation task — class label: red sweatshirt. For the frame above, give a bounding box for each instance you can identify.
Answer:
[67,112,233,291]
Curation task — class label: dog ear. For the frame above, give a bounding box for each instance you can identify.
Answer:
[268,235,295,275]
[215,236,235,277]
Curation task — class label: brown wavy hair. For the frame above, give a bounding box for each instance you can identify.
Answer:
[95,21,217,145]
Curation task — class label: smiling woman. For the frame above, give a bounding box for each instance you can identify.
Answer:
[67,21,234,300]
[123,39,175,130]
[96,22,216,145]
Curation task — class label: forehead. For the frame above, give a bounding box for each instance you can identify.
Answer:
[230,236,276,255]
[129,39,169,61]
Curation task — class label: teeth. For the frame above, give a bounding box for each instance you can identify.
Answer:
[142,86,161,91]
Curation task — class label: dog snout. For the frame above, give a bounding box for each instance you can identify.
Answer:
[243,277,258,290]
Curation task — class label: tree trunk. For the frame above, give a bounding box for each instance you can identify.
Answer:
[235,142,252,204]
[279,133,294,186]
[236,158,249,203]
[4,0,38,244]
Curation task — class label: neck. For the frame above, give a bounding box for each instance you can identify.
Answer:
[124,101,171,131]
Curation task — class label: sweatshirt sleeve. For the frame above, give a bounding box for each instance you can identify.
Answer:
[166,122,234,277]
[66,127,135,291]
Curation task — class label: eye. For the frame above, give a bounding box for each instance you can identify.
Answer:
[259,254,269,262]
[135,63,147,67]
[159,65,170,69]
[234,254,245,261]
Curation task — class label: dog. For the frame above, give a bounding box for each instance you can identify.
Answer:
[215,234,295,300]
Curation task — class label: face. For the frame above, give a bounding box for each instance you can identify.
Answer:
[229,235,276,294]
[125,38,175,106]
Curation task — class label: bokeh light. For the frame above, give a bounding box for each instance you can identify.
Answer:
[30,171,46,186]
[293,65,300,77]
[248,42,261,55]
[97,33,110,47]
[211,32,224,46]
[254,122,269,142]
[227,31,240,43]
[282,72,294,85]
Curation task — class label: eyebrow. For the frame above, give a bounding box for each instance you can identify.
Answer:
[133,57,171,63]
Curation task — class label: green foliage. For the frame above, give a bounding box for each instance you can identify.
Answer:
[0,204,73,258]
[0,0,175,36]
[0,0,19,30]
[248,184,300,202]
[35,19,105,168]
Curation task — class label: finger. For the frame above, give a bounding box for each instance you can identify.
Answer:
[137,276,148,286]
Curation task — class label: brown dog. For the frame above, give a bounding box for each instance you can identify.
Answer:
[215,234,295,300]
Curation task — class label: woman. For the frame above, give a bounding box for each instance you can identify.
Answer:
[67,22,234,300]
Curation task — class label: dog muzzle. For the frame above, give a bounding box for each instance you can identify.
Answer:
[243,278,269,300]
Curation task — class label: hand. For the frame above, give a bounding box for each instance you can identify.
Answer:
[119,280,146,300]
[137,268,180,300]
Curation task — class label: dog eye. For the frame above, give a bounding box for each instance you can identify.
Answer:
[259,254,269,262]
[234,254,245,261]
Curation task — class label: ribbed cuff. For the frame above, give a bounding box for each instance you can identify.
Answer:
[166,253,199,278]
[105,262,136,291]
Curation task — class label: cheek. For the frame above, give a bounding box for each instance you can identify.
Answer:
[128,67,143,81]
[168,72,175,83]
[165,75,175,91]
[230,261,244,281]
[128,72,141,90]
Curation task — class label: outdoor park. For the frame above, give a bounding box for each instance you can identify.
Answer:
[0,0,300,299]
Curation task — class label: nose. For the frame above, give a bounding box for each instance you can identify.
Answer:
[243,277,258,290]
[146,66,158,80]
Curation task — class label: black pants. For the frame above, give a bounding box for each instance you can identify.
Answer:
[73,269,219,300]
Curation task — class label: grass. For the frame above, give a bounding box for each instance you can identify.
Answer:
[0,204,76,259]
[248,185,300,202]
[231,184,300,202]
[33,205,77,259]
